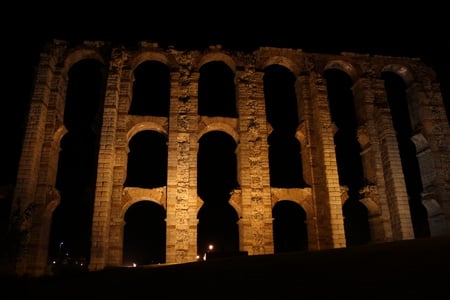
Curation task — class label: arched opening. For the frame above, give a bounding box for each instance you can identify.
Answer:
[197,203,239,256]
[264,64,305,188]
[263,64,299,131]
[268,130,305,188]
[198,61,237,117]
[382,71,429,238]
[343,199,370,245]
[273,200,307,253]
[124,130,168,189]
[324,68,370,246]
[197,131,239,255]
[49,59,106,266]
[197,131,239,199]
[128,60,170,116]
[123,201,166,266]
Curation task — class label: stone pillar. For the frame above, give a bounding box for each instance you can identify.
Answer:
[352,77,393,241]
[408,81,450,235]
[359,185,386,243]
[89,48,125,271]
[373,78,415,240]
[10,43,66,276]
[106,55,134,268]
[236,68,274,255]
[308,71,346,249]
[296,74,320,250]
[166,53,200,263]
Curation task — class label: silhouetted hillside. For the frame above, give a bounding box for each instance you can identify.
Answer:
[4,234,450,299]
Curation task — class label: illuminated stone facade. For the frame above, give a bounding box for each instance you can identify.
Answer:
[9,39,450,276]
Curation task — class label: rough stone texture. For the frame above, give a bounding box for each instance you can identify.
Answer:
[8,40,450,276]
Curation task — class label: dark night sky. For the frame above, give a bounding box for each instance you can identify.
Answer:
[1,4,448,263]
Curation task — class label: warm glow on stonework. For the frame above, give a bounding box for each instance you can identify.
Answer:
[8,39,450,278]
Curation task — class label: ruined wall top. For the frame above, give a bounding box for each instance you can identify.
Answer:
[41,39,437,86]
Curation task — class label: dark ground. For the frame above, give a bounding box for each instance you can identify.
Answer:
[3,234,450,299]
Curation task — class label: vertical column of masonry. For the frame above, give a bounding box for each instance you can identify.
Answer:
[352,77,393,242]
[308,68,346,249]
[11,43,63,276]
[108,49,133,267]
[166,50,200,263]
[372,77,414,240]
[30,62,67,276]
[236,62,274,256]
[408,77,450,235]
[295,73,320,250]
[89,48,125,271]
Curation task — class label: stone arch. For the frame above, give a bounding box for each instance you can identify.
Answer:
[196,126,240,213]
[57,52,106,132]
[270,188,313,218]
[44,187,61,218]
[123,128,168,189]
[198,51,237,73]
[120,187,167,218]
[261,56,301,75]
[53,125,68,147]
[127,56,172,117]
[131,51,172,71]
[381,63,423,136]
[62,48,106,75]
[359,196,381,218]
[197,120,239,145]
[127,122,168,143]
[228,190,242,218]
[381,64,415,87]
[271,195,309,253]
[196,129,240,199]
[120,192,167,265]
[197,55,238,118]
[323,59,360,83]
